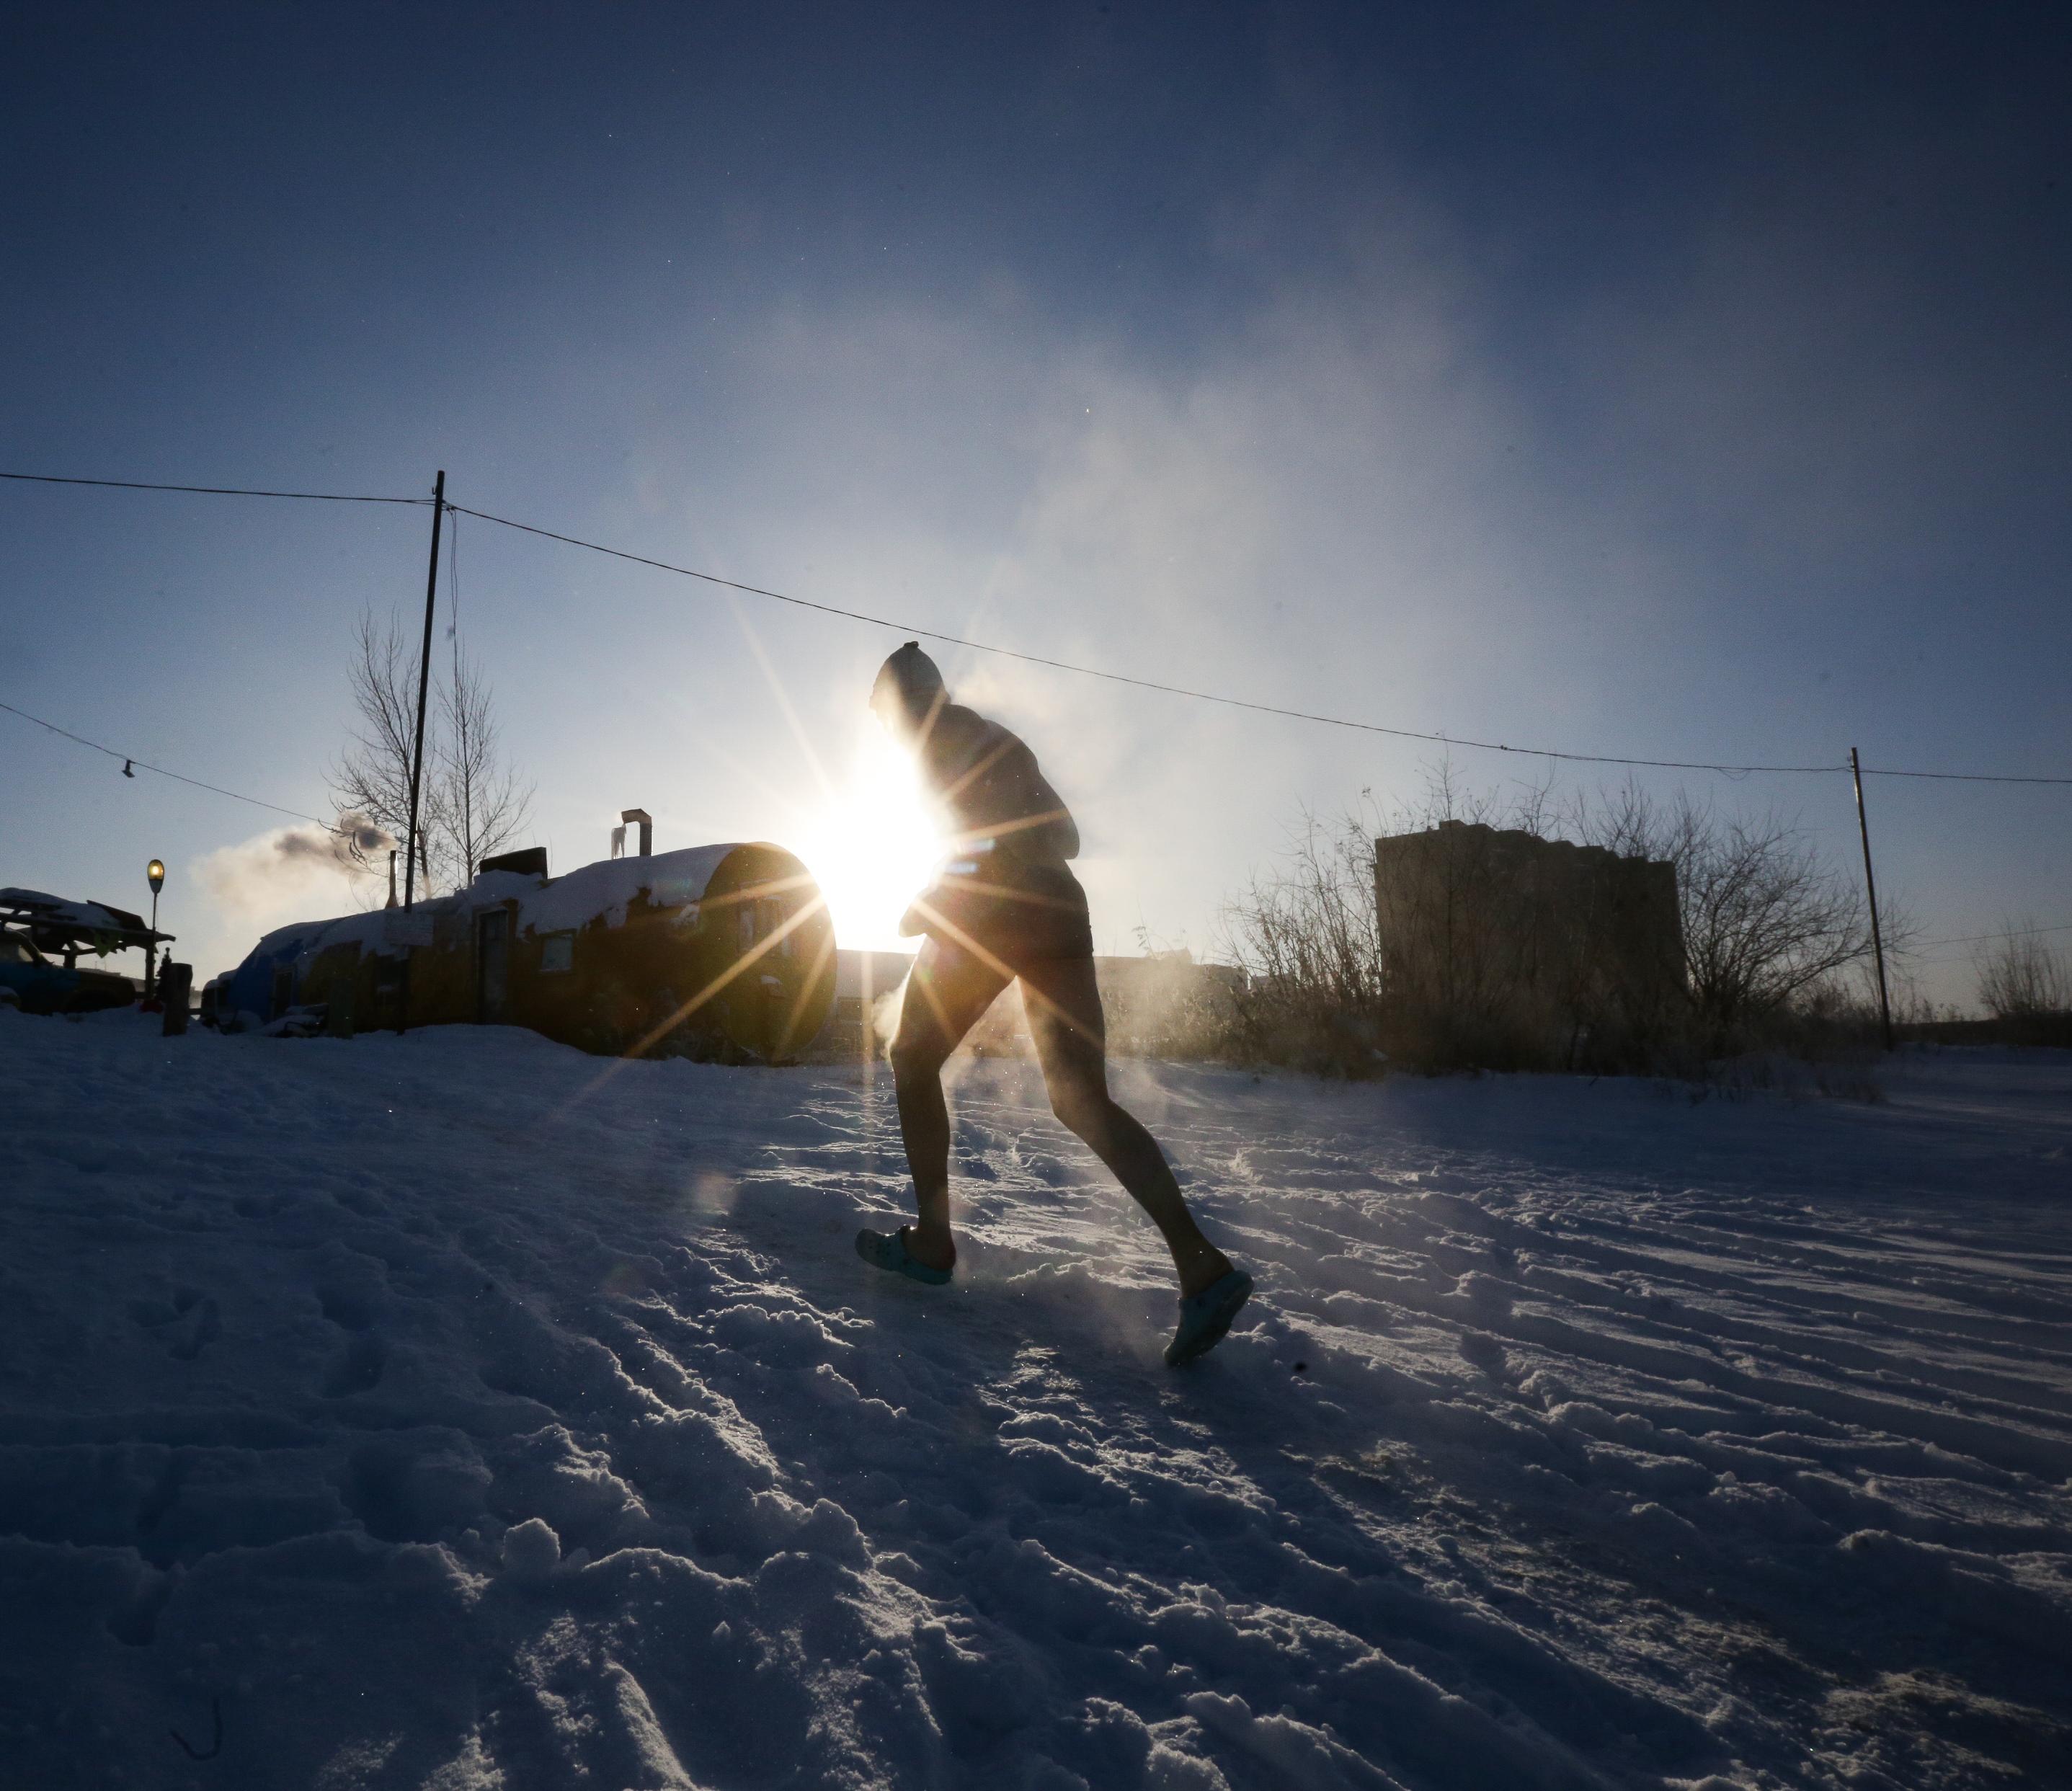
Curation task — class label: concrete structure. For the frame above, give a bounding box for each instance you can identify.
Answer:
[214,842,835,1062]
[1373,822,1685,1067]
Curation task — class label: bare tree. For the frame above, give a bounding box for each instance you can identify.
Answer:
[1974,923,2072,1020]
[1221,806,1387,1069]
[437,645,531,883]
[332,612,430,883]
[1679,811,1875,1030]
[331,610,533,897]
[1579,786,1905,1039]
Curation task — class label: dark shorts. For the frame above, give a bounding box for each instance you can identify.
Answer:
[910,857,1094,975]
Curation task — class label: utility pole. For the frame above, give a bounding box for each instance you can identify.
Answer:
[397,470,445,1034]
[1850,747,1895,1052]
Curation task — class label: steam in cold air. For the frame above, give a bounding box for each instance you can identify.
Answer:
[288,812,394,868]
[196,812,396,923]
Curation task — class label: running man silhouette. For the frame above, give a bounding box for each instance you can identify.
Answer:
[855,642,1253,1366]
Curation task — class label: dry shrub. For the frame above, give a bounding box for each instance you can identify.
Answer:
[943,951,1247,1062]
[1975,924,2072,1029]
[1098,952,1248,1059]
[1218,809,1389,1075]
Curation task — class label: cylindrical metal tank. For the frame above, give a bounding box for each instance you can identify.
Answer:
[222,842,837,1062]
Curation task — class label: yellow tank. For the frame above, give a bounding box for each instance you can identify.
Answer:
[225,843,836,1062]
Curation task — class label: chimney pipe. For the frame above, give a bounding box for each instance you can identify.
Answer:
[621,808,653,857]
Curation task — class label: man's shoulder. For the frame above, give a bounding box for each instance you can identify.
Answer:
[925,705,1019,766]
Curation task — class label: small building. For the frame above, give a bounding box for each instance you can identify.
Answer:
[932,948,1248,1060]
[1373,821,1685,1067]
[216,840,835,1062]
[801,948,921,1063]
[835,948,920,1008]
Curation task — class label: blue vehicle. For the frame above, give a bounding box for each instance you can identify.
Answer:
[0,887,166,1016]
[0,927,138,1015]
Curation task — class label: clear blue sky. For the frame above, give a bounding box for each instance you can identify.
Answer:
[3,2,2066,1005]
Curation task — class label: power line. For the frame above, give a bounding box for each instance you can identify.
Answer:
[0,700,330,826]
[1850,765,2072,787]
[1912,918,2072,951]
[448,502,1854,779]
[448,505,463,668]
[450,502,2072,786]
[1851,918,2072,970]
[1,469,430,505]
[6,466,2066,786]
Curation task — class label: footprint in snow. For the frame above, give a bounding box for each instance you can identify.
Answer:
[129,1287,221,1361]
[321,1332,388,1397]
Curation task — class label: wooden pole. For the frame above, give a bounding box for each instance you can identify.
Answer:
[1850,747,1895,1051]
[397,470,445,1033]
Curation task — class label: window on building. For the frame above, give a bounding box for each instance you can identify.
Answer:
[540,933,574,974]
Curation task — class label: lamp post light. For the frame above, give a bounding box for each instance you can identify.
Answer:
[146,858,165,1000]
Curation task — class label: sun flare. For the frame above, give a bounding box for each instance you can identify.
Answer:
[793,726,942,954]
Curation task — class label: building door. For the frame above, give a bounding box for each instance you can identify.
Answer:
[477,910,510,1023]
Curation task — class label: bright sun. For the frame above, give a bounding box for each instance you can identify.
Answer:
[793,726,943,953]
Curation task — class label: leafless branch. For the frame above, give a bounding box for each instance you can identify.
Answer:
[329,609,532,897]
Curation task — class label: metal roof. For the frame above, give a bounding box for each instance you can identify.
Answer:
[0,887,174,950]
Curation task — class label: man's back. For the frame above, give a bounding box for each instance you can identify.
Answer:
[915,703,1079,867]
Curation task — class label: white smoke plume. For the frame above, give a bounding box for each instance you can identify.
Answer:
[195,813,396,925]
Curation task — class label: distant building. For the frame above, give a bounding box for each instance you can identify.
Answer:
[1373,821,1685,1067]
[835,948,920,1007]
[924,948,1247,1061]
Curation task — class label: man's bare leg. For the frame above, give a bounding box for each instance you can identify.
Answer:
[1021,956,1235,1299]
[887,939,1009,1273]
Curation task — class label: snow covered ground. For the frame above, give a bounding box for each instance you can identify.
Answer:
[2,1011,2068,1790]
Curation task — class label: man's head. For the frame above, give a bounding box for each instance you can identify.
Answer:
[870,641,946,740]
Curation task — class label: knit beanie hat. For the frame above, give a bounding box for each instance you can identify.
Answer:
[871,641,945,723]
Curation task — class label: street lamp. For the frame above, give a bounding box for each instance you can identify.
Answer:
[146,859,165,1000]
